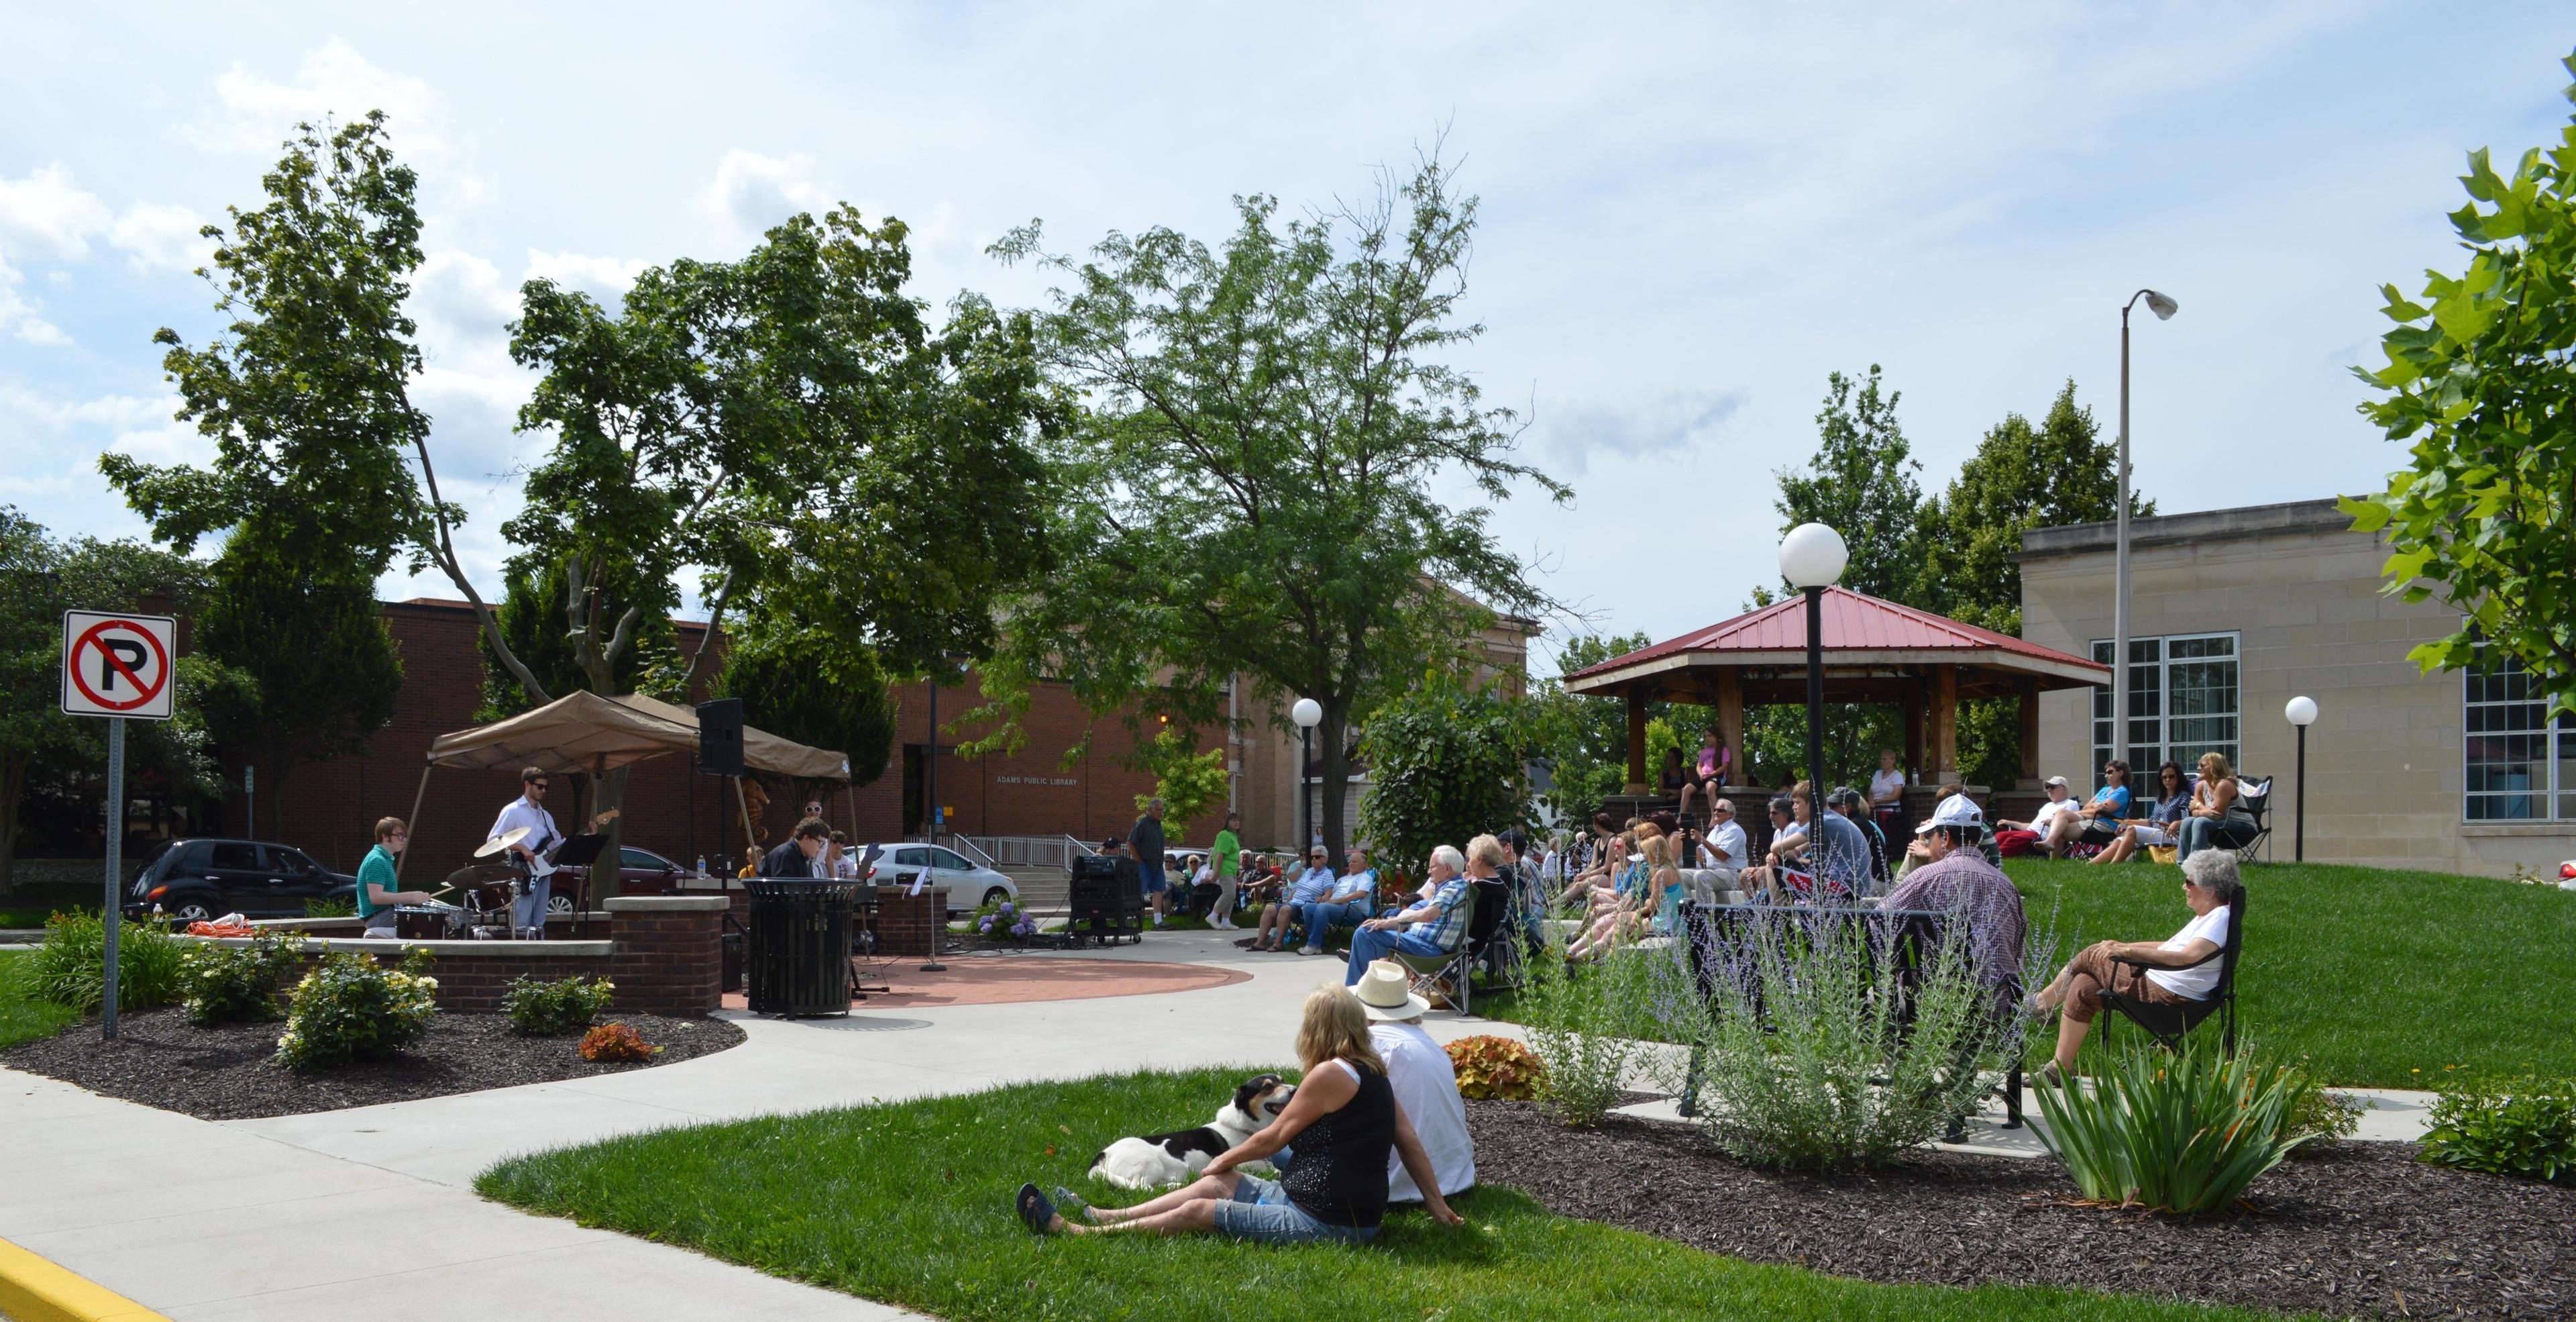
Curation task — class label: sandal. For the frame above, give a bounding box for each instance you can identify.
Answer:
[2035,1062,2065,1089]
[1014,1182,1059,1235]
[1052,1185,1097,1223]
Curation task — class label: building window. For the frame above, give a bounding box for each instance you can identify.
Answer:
[2464,655,2576,821]
[2091,633,2240,776]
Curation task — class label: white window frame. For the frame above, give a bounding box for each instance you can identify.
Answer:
[2089,631,2242,778]
[2463,654,2574,822]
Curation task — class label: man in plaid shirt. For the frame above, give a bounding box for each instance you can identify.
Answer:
[1343,835,1495,984]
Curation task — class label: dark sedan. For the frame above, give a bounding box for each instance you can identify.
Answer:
[124,838,356,921]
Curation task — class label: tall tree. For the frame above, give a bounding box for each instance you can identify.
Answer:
[475,560,671,723]
[0,510,231,894]
[2345,53,2576,718]
[1527,632,1658,820]
[1773,364,1925,600]
[712,609,897,812]
[192,522,403,833]
[1916,382,2149,786]
[974,155,1566,860]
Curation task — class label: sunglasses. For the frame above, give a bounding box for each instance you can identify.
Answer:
[531,781,551,790]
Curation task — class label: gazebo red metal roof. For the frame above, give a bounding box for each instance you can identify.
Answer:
[1564,587,2106,696]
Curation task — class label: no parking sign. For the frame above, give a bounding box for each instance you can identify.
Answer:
[61,611,176,721]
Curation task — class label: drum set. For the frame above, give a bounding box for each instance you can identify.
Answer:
[392,825,551,940]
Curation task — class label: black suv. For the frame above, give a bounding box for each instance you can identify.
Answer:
[124,839,358,921]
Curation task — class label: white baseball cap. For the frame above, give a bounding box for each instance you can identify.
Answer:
[2041,775,2070,789]
[1915,793,1985,835]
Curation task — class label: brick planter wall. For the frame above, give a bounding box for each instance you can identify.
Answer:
[606,895,727,1016]
[871,886,949,957]
[196,939,617,1013]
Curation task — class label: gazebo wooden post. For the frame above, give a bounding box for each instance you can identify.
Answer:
[1623,688,1650,795]
[1713,670,1745,786]
[1930,665,1961,784]
[2018,679,2043,789]
[1902,677,1925,781]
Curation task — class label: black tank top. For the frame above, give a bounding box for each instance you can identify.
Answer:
[1284,1060,1396,1227]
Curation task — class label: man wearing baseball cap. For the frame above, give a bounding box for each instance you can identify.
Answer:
[1884,795,2027,993]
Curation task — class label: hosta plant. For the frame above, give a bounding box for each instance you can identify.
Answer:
[2033,1040,2314,1213]
[1446,1034,1544,1101]
[180,930,305,1025]
[275,948,439,1070]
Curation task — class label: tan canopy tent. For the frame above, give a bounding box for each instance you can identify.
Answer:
[400,689,849,878]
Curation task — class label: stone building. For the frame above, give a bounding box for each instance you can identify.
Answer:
[2018,498,2575,878]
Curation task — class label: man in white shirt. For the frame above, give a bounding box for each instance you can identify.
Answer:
[1998,776,2082,843]
[1352,960,1474,1201]
[1701,798,1748,900]
[488,766,565,931]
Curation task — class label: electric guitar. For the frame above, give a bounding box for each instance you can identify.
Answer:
[525,808,621,879]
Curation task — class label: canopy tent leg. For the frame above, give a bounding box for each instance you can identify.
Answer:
[735,775,759,872]
[395,764,433,880]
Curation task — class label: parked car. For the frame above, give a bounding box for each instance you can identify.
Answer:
[123,838,357,921]
[859,843,1017,916]
[549,845,695,911]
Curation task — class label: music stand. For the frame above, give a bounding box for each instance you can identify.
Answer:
[553,834,611,938]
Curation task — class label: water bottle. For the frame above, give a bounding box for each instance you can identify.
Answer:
[696,855,708,878]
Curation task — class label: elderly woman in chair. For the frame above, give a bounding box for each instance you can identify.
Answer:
[2025,850,2241,1082]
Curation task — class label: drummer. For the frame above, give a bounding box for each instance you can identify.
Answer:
[356,817,441,936]
[490,766,564,929]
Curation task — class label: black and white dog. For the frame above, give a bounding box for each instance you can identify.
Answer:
[1088,1072,1297,1189]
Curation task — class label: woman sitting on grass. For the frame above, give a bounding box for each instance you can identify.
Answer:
[2025,849,2241,1081]
[1014,984,1464,1243]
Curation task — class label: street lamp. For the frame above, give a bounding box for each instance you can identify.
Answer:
[2285,696,2318,862]
[2114,288,2178,768]
[1291,698,1323,851]
[1779,523,1848,793]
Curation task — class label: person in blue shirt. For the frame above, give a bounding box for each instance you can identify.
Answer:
[1344,841,1481,984]
[1250,846,1339,952]
[1291,847,1377,958]
[2042,760,2135,858]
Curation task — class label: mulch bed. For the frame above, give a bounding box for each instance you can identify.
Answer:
[3,1008,743,1121]
[1468,1100,2575,1321]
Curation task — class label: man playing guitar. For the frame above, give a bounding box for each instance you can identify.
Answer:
[488,766,613,931]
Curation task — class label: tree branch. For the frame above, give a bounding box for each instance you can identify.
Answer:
[411,432,551,707]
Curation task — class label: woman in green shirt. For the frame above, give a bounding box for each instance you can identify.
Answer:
[1210,811,1244,929]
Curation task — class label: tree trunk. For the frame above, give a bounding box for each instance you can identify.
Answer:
[0,749,25,899]
[1318,701,1351,863]
[592,762,628,904]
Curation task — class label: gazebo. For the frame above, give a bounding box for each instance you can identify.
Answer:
[1564,587,2108,795]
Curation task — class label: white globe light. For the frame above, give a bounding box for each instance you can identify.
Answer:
[1291,697,1323,729]
[2285,696,2318,727]
[1778,523,1849,589]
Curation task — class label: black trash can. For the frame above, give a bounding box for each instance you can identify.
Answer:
[745,880,855,1016]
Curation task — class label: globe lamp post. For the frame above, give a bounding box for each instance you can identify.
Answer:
[2286,695,2318,862]
[1292,698,1323,851]
[1778,523,1849,793]
[2114,287,2178,766]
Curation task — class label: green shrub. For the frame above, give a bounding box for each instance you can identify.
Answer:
[275,949,439,1070]
[1516,941,1665,1127]
[31,911,184,1012]
[304,896,357,918]
[2418,1077,2576,1184]
[502,974,614,1035]
[1683,911,2009,1172]
[2034,1041,2314,1213]
[180,931,305,1025]
[2283,1072,2367,1154]
[1446,1034,1544,1101]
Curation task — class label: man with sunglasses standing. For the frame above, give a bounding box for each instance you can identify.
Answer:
[490,766,566,931]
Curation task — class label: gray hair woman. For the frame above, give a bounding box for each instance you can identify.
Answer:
[2025,851,2242,1081]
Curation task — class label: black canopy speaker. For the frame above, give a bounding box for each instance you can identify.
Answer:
[697,698,745,776]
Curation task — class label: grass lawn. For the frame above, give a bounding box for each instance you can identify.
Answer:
[1475,860,2576,1089]
[479,1067,2288,1322]
[0,948,79,1049]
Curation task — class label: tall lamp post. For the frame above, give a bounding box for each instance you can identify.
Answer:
[1291,698,1323,851]
[2285,696,2318,862]
[1779,523,1849,791]
[2114,288,2178,766]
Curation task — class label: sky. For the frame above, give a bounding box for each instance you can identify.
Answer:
[3,3,2569,680]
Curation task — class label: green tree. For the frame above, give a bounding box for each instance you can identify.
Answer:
[192,523,403,832]
[1528,632,1656,819]
[1774,364,1925,601]
[0,510,230,894]
[475,560,671,723]
[2345,52,2576,718]
[1916,381,2147,786]
[712,611,896,811]
[1356,673,1534,879]
[974,154,1566,860]
[1132,728,1230,840]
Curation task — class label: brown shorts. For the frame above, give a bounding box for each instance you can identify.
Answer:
[2061,944,2196,1023]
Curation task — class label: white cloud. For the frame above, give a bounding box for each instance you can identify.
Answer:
[0,260,68,345]
[523,248,651,296]
[197,38,439,154]
[0,386,175,430]
[0,164,113,258]
[697,150,832,233]
[1534,389,1749,476]
[109,203,215,272]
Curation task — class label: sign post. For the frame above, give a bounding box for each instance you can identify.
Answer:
[60,611,178,1041]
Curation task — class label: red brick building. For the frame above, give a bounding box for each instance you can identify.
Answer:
[240,600,1187,876]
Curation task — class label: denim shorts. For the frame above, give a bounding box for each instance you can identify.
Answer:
[1209,1173,1377,1245]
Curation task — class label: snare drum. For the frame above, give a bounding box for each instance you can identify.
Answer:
[394,903,462,939]
[462,880,519,915]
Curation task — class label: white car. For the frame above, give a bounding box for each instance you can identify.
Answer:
[861,842,1019,916]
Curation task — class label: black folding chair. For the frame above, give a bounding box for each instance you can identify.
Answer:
[2099,885,2243,1054]
[1393,886,1479,1015]
[2231,776,2274,866]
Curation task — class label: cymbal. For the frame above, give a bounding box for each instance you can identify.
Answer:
[443,862,517,889]
[474,825,532,858]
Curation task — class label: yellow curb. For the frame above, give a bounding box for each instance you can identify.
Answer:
[0,1236,170,1322]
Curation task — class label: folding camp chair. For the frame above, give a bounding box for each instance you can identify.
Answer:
[1393,885,1478,1015]
[2098,883,2243,1054]
[2231,776,2274,866]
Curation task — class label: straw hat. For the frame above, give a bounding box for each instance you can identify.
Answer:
[1353,960,1430,1021]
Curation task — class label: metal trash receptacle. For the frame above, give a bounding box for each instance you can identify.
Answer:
[745,880,854,1016]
